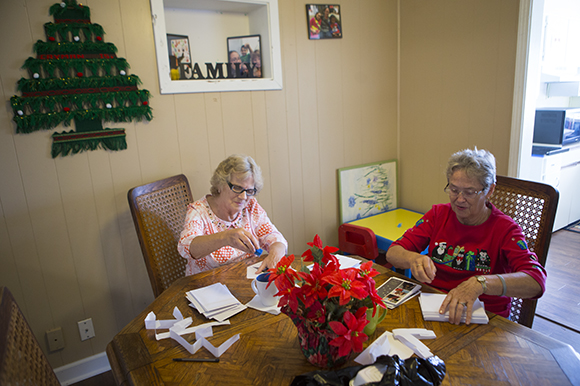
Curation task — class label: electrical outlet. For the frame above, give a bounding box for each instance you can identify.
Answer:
[77,318,95,341]
[46,327,65,351]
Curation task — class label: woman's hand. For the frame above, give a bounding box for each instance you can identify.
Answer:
[410,255,437,284]
[386,245,437,284]
[256,242,286,273]
[224,228,260,254]
[439,276,484,325]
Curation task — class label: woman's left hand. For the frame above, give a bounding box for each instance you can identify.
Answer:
[256,242,286,273]
[439,276,483,325]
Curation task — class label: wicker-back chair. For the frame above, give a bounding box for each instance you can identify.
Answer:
[0,287,61,386]
[128,174,193,297]
[488,175,559,328]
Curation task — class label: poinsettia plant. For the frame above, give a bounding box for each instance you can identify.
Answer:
[266,235,386,361]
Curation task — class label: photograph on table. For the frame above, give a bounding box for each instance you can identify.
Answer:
[226,35,262,78]
[167,34,191,80]
[306,4,342,40]
[338,159,397,223]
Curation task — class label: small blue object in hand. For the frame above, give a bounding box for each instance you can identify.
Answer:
[254,248,263,257]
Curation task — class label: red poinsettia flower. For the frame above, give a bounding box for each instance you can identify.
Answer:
[306,300,326,324]
[275,280,300,312]
[324,268,368,305]
[307,234,323,249]
[328,308,369,357]
[358,261,380,280]
[266,254,300,291]
[364,279,387,316]
[299,264,328,307]
[302,235,339,264]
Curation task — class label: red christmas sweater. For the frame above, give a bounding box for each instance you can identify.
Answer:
[390,203,547,317]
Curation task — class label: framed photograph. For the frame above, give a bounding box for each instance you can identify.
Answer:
[167,34,191,80]
[226,34,262,78]
[306,4,342,40]
[338,159,397,223]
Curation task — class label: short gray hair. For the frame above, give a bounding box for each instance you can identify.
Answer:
[210,154,264,195]
[445,147,496,192]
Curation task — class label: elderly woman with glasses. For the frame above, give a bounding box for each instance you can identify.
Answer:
[386,148,546,325]
[178,154,287,276]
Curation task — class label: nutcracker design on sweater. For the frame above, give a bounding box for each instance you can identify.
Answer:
[10,0,152,158]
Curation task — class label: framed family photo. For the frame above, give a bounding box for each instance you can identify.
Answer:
[226,34,262,78]
[166,34,191,80]
[306,4,342,40]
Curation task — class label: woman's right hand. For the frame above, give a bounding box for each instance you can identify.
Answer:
[224,228,260,254]
[410,254,437,283]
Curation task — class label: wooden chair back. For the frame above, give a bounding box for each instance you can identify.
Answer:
[128,174,193,297]
[488,175,559,327]
[0,287,61,386]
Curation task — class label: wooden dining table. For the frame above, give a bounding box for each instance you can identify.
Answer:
[106,256,580,386]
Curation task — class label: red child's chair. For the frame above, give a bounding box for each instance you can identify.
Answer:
[338,223,393,268]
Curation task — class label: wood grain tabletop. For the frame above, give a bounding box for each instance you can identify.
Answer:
[106,257,580,386]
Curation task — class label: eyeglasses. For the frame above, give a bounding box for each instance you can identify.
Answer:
[444,183,484,199]
[227,181,257,196]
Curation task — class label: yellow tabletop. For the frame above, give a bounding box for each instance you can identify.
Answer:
[349,208,424,243]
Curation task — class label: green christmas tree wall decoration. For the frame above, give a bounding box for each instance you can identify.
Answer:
[10,0,152,158]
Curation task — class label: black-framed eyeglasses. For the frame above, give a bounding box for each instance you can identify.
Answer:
[227,181,257,196]
[443,183,484,199]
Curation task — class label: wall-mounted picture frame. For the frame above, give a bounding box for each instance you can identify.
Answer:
[226,34,262,78]
[338,159,397,224]
[166,34,191,80]
[306,4,342,40]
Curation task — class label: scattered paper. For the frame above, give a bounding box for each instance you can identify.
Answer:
[354,331,414,365]
[392,329,436,359]
[143,306,239,358]
[419,293,489,324]
[168,317,240,356]
[144,306,184,329]
[246,295,281,315]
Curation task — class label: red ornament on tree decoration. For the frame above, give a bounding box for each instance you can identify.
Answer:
[96,36,102,41]
[63,107,71,112]
[49,36,56,42]
[142,101,148,105]
[77,72,83,77]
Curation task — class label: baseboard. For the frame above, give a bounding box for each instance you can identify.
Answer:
[54,351,111,386]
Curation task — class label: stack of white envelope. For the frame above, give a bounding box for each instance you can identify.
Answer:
[186,283,247,322]
[419,293,489,324]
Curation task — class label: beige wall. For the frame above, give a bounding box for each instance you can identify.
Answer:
[399,0,518,212]
[0,0,518,369]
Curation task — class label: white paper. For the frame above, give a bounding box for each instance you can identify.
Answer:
[209,304,247,322]
[354,331,414,365]
[351,364,389,386]
[144,306,184,329]
[185,283,246,322]
[246,295,281,315]
[143,306,239,358]
[392,329,436,359]
[334,254,362,269]
[419,293,489,324]
[247,262,263,279]
[188,283,241,312]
